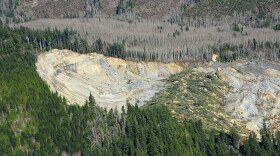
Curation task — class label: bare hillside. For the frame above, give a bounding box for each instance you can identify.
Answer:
[149,61,280,136]
[36,49,183,110]
[36,49,280,136]
[215,62,280,134]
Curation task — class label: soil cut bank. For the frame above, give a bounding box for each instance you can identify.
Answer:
[36,49,183,110]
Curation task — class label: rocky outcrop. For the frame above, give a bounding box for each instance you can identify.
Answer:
[36,50,280,134]
[214,62,280,133]
[36,49,183,111]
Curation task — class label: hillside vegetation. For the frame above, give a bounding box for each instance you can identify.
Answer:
[147,61,280,136]
[1,21,280,155]
[3,0,280,63]
[185,0,280,17]
[1,0,280,23]
[147,69,232,129]
[19,18,280,62]
[1,0,280,154]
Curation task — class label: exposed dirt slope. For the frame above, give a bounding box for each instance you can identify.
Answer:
[148,61,280,136]
[36,49,280,136]
[214,62,280,134]
[36,49,183,110]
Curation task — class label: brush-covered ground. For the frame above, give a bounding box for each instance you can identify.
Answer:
[147,67,248,136]
[147,61,280,138]
[1,25,280,155]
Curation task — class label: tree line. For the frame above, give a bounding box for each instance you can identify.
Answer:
[1,24,280,155]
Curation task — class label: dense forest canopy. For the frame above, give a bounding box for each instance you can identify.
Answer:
[0,24,280,155]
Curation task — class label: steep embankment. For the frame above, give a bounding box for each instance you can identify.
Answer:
[147,67,240,133]
[36,49,280,136]
[215,62,280,134]
[36,49,183,110]
[150,61,280,136]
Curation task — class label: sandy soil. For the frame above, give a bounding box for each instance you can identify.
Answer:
[36,49,183,111]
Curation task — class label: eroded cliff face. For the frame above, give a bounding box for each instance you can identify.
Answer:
[36,49,183,110]
[216,62,280,133]
[36,50,280,134]
[188,62,280,136]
